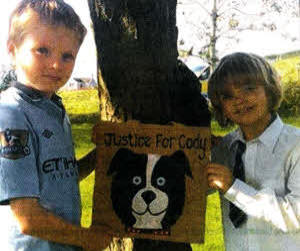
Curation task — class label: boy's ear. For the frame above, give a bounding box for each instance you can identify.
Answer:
[7,41,16,57]
[7,42,17,67]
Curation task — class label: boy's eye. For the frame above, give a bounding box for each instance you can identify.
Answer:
[62,53,74,62]
[243,85,257,92]
[36,47,49,55]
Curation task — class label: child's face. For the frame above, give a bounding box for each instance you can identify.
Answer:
[220,82,271,128]
[10,22,80,97]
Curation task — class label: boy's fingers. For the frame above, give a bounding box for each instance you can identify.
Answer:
[207,163,225,173]
[207,162,223,168]
[207,167,217,175]
[208,178,223,189]
[208,173,225,183]
[207,163,233,176]
[207,174,218,182]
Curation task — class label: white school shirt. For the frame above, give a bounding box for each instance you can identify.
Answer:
[212,115,300,251]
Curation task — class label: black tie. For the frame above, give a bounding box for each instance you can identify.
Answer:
[229,140,247,228]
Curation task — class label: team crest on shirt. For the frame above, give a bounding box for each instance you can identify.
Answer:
[0,129,30,159]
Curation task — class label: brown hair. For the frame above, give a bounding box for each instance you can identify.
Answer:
[8,0,87,48]
[208,52,282,127]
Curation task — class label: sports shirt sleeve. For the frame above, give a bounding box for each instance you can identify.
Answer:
[0,105,40,204]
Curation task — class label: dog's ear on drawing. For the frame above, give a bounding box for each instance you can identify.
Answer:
[170,150,193,178]
[107,148,134,176]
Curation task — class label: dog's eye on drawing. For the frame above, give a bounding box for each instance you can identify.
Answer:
[107,148,193,235]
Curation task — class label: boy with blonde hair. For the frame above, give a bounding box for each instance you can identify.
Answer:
[207,52,300,250]
[0,0,111,250]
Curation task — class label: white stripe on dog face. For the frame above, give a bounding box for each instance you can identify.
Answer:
[146,154,161,188]
[132,153,168,229]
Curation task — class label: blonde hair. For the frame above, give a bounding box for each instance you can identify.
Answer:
[8,0,87,48]
[208,52,282,127]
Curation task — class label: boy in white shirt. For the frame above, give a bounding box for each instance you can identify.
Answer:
[207,52,300,250]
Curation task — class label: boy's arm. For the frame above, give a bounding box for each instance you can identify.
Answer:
[223,143,300,232]
[208,144,300,232]
[10,198,112,251]
[77,148,97,181]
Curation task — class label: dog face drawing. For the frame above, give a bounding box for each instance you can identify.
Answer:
[107,148,193,234]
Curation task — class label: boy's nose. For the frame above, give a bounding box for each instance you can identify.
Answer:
[233,96,244,105]
[51,61,60,70]
[49,58,61,70]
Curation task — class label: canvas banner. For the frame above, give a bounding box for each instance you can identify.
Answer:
[92,120,210,243]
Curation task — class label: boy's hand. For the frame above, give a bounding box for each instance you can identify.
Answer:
[81,225,113,251]
[207,163,233,193]
[10,197,113,249]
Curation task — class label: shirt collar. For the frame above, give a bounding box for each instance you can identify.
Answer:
[257,115,283,149]
[229,114,283,151]
[12,81,44,100]
[12,82,63,106]
[12,82,66,121]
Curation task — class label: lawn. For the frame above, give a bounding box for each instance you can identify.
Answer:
[65,89,300,250]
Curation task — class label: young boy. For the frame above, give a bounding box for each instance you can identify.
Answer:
[0,0,111,250]
[207,52,300,250]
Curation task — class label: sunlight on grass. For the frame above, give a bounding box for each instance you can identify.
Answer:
[58,89,99,115]
[192,193,224,251]
[80,172,95,227]
[72,123,95,228]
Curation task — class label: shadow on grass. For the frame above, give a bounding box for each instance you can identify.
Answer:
[69,112,99,124]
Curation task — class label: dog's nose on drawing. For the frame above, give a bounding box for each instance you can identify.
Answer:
[142,191,156,205]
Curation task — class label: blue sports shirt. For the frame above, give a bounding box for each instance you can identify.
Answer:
[0,83,82,251]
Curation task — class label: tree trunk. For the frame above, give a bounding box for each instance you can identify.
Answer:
[87,0,210,250]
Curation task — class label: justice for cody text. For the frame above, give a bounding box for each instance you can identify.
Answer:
[103,133,208,160]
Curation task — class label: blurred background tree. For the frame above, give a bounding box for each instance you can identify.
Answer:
[178,0,299,70]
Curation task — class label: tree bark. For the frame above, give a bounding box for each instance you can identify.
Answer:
[87,0,210,250]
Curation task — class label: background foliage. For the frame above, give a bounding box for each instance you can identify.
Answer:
[274,56,300,117]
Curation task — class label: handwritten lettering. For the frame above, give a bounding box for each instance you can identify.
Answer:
[103,132,208,157]
[178,135,207,150]
[155,134,177,148]
[104,133,151,148]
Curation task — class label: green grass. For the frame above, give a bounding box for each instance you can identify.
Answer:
[72,123,95,228]
[191,193,224,251]
[58,89,100,115]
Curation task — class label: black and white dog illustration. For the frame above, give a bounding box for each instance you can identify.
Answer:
[107,148,193,234]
